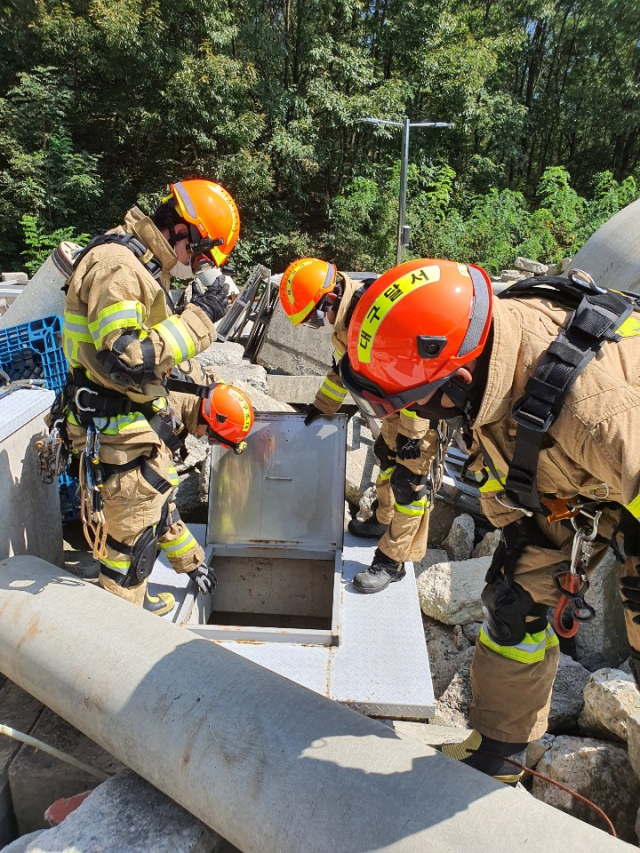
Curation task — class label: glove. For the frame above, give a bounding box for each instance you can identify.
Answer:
[396,434,421,461]
[373,434,395,469]
[304,404,323,426]
[188,564,218,595]
[189,276,230,324]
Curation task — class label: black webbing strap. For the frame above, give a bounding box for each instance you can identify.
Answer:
[500,280,633,514]
[164,376,210,398]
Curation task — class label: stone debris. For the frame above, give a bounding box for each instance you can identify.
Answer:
[578,668,640,742]
[534,735,640,843]
[514,257,548,275]
[573,549,629,672]
[12,769,221,853]
[431,646,474,729]
[627,710,640,781]
[441,513,475,561]
[526,733,555,769]
[471,529,501,559]
[547,653,591,732]
[422,616,472,699]
[499,269,526,282]
[417,556,490,625]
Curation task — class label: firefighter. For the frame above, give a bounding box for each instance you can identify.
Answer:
[278,257,445,593]
[61,178,250,615]
[339,257,640,783]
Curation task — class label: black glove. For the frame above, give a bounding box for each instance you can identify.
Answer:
[396,434,421,461]
[188,564,218,595]
[189,276,229,324]
[373,434,394,469]
[304,404,323,426]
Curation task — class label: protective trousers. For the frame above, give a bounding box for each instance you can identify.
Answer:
[96,441,204,606]
[374,415,438,564]
[470,509,639,743]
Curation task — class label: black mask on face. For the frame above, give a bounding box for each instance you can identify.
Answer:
[408,327,494,428]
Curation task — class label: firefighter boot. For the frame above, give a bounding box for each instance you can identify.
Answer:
[352,548,405,594]
[440,730,527,786]
[348,503,389,539]
[143,590,176,617]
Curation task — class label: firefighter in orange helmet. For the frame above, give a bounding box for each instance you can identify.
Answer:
[340,257,640,785]
[62,178,242,615]
[279,257,446,593]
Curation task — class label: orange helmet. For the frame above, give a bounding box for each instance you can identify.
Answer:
[279,258,337,326]
[169,179,240,266]
[340,258,493,418]
[200,383,254,454]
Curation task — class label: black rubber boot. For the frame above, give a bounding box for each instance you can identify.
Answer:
[348,516,389,539]
[440,730,527,786]
[143,590,175,616]
[352,548,405,594]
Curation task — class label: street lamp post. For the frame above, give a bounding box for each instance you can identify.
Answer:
[357,116,453,265]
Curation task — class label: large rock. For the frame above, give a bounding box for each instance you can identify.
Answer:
[499,270,526,282]
[194,341,245,368]
[422,616,471,699]
[16,770,220,853]
[548,653,591,732]
[514,257,548,275]
[176,434,210,474]
[427,497,459,548]
[472,529,501,559]
[526,733,555,768]
[627,711,640,781]
[415,548,448,580]
[442,514,475,561]
[533,735,640,843]
[574,549,629,671]
[431,647,474,728]
[579,668,640,741]
[417,557,489,625]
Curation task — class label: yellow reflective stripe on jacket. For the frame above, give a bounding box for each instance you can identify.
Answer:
[93,413,149,435]
[478,623,559,664]
[168,465,179,488]
[378,465,394,483]
[100,556,131,572]
[89,300,145,346]
[64,310,93,342]
[395,496,428,516]
[626,494,640,518]
[319,376,347,403]
[400,407,417,418]
[160,528,197,558]
[153,315,197,362]
[479,469,506,494]
[616,316,640,339]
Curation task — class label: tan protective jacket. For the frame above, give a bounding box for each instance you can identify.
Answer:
[313,272,430,440]
[63,208,216,465]
[473,296,640,528]
[63,207,216,403]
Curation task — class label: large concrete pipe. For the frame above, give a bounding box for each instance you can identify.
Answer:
[0,556,630,853]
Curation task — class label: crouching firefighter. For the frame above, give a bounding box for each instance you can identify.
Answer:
[59,178,251,616]
[278,257,447,593]
[340,257,640,784]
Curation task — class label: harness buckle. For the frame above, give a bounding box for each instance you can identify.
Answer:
[74,387,98,413]
[541,496,581,523]
[493,491,534,517]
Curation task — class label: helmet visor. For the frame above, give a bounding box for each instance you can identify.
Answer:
[339,354,451,418]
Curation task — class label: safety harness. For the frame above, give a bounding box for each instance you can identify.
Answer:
[481,270,640,638]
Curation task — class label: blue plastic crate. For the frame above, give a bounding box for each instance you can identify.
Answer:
[0,314,80,520]
[0,314,67,394]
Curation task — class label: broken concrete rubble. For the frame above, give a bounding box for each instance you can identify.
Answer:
[534,734,640,843]
[8,770,220,853]
[431,646,475,728]
[441,513,475,561]
[547,654,591,732]
[417,556,490,625]
[578,668,640,742]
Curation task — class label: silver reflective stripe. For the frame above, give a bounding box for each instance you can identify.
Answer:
[173,182,197,218]
[323,263,336,291]
[92,307,141,343]
[458,265,491,357]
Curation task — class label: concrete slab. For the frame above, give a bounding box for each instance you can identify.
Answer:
[0,389,62,567]
[267,374,354,405]
[257,301,334,374]
[8,708,125,834]
[0,682,44,847]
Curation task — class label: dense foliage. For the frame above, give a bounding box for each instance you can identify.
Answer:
[1,1,639,276]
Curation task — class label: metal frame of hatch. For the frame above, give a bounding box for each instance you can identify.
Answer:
[176,412,347,647]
